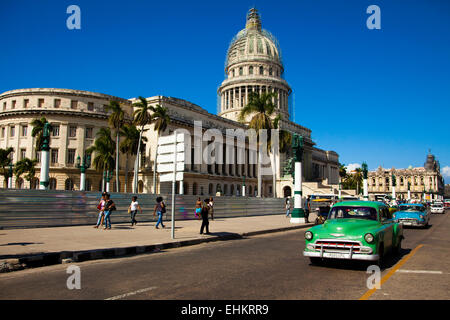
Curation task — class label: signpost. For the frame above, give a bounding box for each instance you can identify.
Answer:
[157,132,186,239]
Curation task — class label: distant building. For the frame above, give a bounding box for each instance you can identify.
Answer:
[367,153,445,200]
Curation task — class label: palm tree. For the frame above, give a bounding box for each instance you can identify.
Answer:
[0,147,14,185]
[239,91,277,197]
[151,104,170,194]
[339,163,347,181]
[86,127,115,192]
[119,123,148,193]
[270,114,292,198]
[105,100,124,193]
[14,158,38,189]
[132,97,153,193]
[31,117,52,151]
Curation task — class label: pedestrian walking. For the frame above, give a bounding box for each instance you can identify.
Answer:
[285,197,291,217]
[103,193,116,230]
[94,192,107,229]
[305,195,311,223]
[128,196,142,226]
[153,196,166,229]
[195,197,202,218]
[208,197,215,220]
[200,198,211,235]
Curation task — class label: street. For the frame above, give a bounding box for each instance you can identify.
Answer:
[0,210,448,300]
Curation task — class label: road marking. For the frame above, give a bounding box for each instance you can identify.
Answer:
[397,269,443,274]
[359,244,424,300]
[105,286,158,300]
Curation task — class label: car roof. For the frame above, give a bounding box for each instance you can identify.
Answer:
[399,203,424,207]
[332,200,387,209]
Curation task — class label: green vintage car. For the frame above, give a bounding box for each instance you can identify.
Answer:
[303,201,403,266]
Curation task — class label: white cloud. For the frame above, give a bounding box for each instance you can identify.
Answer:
[346,163,361,173]
[442,166,450,179]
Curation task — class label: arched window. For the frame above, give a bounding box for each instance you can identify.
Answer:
[248,186,253,197]
[259,66,264,75]
[138,181,144,193]
[249,66,253,75]
[283,186,292,198]
[209,183,213,195]
[269,67,273,76]
[216,184,221,194]
[239,67,243,76]
[65,178,74,191]
[49,178,57,190]
[183,182,188,195]
[85,179,92,191]
[15,177,24,189]
[230,184,234,196]
[193,183,198,195]
[30,177,39,189]
[237,185,241,196]
[223,184,228,195]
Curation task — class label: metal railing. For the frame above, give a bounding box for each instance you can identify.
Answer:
[0,189,285,229]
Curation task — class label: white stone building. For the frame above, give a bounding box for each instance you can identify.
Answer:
[0,8,340,197]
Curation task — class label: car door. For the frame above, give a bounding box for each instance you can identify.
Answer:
[380,207,393,249]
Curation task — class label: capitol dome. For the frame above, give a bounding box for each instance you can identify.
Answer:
[225,8,283,72]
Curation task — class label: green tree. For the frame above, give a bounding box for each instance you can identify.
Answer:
[239,91,277,197]
[119,123,148,193]
[105,100,125,192]
[0,147,14,185]
[151,104,171,194]
[86,127,116,191]
[31,117,52,151]
[132,97,153,193]
[14,158,38,189]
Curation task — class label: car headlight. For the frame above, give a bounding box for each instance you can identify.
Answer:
[420,215,424,219]
[305,231,313,240]
[364,233,374,243]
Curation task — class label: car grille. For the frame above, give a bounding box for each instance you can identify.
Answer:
[398,219,417,223]
[314,240,361,253]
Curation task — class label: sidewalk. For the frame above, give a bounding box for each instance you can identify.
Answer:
[0,214,315,272]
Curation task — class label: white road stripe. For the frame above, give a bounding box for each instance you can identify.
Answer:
[397,270,443,274]
[105,286,158,300]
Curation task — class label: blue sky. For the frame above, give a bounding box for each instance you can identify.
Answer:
[1,0,449,180]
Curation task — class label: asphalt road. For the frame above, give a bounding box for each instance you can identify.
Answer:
[0,209,448,300]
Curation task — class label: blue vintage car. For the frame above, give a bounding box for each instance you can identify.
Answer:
[393,203,430,228]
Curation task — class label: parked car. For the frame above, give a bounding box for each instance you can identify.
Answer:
[444,199,450,208]
[430,203,445,214]
[393,203,430,227]
[303,201,403,267]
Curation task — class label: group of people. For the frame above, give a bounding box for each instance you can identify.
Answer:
[94,194,215,234]
[284,195,311,222]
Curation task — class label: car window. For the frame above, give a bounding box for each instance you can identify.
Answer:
[328,206,378,221]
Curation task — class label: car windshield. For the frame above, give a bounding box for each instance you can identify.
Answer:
[399,205,425,212]
[432,204,443,208]
[328,206,378,221]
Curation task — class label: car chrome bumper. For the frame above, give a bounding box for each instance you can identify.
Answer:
[397,219,426,226]
[303,250,379,261]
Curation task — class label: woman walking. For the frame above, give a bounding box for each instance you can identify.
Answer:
[94,192,106,228]
[208,197,215,220]
[103,193,116,230]
[195,197,202,218]
[129,196,143,226]
[153,196,166,229]
[285,197,291,218]
[200,198,211,235]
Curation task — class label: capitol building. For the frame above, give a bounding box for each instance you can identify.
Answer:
[0,9,340,197]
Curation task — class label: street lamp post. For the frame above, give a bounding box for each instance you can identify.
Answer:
[8,163,13,188]
[105,170,113,193]
[39,123,51,190]
[362,162,368,201]
[76,154,91,191]
[290,134,305,224]
[391,173,396,202]
[407,181,411,202]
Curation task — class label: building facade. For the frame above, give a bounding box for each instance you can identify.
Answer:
[0,8,340,197]
[367,153,445,201]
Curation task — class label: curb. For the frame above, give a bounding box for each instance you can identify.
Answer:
[0,223,313,273]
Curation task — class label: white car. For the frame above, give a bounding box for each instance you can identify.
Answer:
[430,204,445,214]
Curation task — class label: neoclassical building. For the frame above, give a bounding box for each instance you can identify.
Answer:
[367,153,445,201]
[0,8,340,197]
